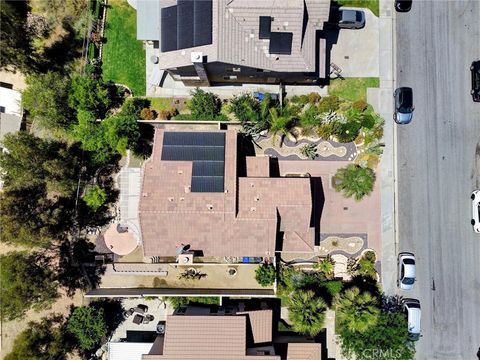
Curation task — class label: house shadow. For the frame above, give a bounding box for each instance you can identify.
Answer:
[310,177,325,246]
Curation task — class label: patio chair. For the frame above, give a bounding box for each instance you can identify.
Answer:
[142,314,155,324]
[134,304,148,313]
[123,308,134,319]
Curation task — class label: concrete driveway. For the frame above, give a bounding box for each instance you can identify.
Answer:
[330,8,379,78]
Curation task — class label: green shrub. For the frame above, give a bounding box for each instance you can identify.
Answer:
[288,290,327,336]
[333,164,376,201]
[87,42,97,60]
[230,94,259,122]
[289,94,309,105]
[120,98,151,118]
[300,143,317,160]
[337,120,362,143]
[189,89,223,120]
[324,280,343,296]
[140,107,155,120]
[164,296,220,308]
[307,92,322,104]
[318,95,341,113]
[83,185,107,211]
[357,251,377,278]
[352,100,368,112]
[300,105,321,127]
[255,263,276,287]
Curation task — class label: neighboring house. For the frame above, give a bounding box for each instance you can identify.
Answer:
[136,0,331,86]
[0,83,23,188]
[109,306,321,360]
[138,129,315,260]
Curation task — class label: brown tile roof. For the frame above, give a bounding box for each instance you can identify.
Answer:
[238,310,273,344]
[142,315,280,360]
[246,156,270,177]
[139,129,313,257]
[287,343,321,360]
[152,0,331,74]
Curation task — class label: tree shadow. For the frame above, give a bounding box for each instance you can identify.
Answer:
[90,299,125,336]
[342,275,382,299]
[57,239,106,296]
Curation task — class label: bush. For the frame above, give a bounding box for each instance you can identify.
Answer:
[255,263,276,287]
[288,290,327,336]
[164,296,220,309]
[333,164,376,201]
[67,306,107,351]
[318,95,341,113]
[230,94,259,122]
[307,92,322,104]
[324,280,343,296]
[337,120,362,143]
[352,100,368,112]
[299,105,321,127]
[300,143,317,160]
[120,98,151,118]
[357,251,377,279]
[87,42,97,60]
[140,107,155,120]
[189,88,222,120]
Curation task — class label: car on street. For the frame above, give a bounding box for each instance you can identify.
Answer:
[471,60,480,102]
[395,0,412,12]
[398,252,416,290]
[402,298,421,341]
[337,9,365,29]
[394,87,415,124]
[471,190,480,232]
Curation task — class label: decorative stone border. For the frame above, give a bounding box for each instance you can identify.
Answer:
[318,233,368,257]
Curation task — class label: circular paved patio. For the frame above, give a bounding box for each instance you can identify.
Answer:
[103,223,138,256]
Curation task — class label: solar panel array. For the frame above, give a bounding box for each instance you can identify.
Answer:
[160,0,213,52]
[269,32,293,55]
[161,132,225,193]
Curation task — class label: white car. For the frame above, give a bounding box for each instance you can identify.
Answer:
[398,252,416,290]
[471,190,480,233]
[402,298,421,341]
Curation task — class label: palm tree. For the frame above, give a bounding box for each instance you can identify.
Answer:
[269,106,298,145]
[288,290,328,337]
[315,255,335,279]
[335,287,379,334]
[333,164,376,201]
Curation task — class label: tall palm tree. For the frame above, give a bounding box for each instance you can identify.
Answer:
[333,164,376,201]
[335,287,379,333]
[269,106,298,145]
[288,290,327,337]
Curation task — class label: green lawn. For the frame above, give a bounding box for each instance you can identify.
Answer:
[336,0,379,17]
[102,0,145,96]
[328,77,380,102]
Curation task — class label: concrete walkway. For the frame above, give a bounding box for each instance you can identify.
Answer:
[367,0,397,295]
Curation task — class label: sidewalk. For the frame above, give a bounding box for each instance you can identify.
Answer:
[366,0,397,295]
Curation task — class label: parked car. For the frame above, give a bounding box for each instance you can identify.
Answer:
[398,252,416,290]
[395,0,412,12]
[394,87,414,124]
[471,60,480,102]
[338,9,365,29]
[471,190,480,232]
[402,298,421,341]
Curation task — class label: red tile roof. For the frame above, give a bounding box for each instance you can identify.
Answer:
[139,129,313,257]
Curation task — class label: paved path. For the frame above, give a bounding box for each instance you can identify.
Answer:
[396,1,480,358]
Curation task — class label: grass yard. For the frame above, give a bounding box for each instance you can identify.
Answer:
[336,0,379,17]
[102,0,145,96]
[328,77,380,102]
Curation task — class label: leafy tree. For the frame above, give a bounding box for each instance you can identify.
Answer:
[188,89,223,120]
[335,287,379,334]
[67,306,107,351]
[4,315,72,360]
[231,94,272,136]
[0,1,34,72]
[102,115,140,155]
[83,185,107,211]
[22,72,74,131]
[333,164,376,201]
[69,75,113,118]
[0,252,58,320]
[339,312,415,360]
[255,263,276,287]
[288,290,327,336]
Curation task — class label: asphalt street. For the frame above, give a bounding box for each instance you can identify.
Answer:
[396,0,480,358]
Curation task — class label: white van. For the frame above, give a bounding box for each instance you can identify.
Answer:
[402,298,421,341]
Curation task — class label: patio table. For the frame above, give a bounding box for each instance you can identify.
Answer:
[133,314,144,325]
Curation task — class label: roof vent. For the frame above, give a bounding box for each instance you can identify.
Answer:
[250,207,257,212]
[180,197,185,201]
[184,186,191,193]
[178,170,184,175]
[142,192,148,197]
[250,183,255,187]
[207,204,213,210]
[168,197,174,202]
[255,197,260,202]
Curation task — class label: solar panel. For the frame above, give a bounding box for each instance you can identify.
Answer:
[177,0,195,49]
[269,32,293,55]
[193,0,213,47]
[259,16,271,39]
[161,6,178,52]
[161,132,225,192]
